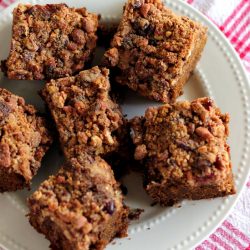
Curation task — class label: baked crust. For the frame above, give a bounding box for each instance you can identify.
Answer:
[130,97,236,205]
[0,88,53,192]
[41,66,126,159]
[28,155,128,250]
[2,4,98,80]
[103,0,207,103]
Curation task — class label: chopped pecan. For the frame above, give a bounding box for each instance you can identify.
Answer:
[67,42,78,51]
[30,132,42,147]
[24,36,39,51]
[140,4,151,17]
[195,127,213,141]
[134,144,147,160]
[71,29,86,45]
[157,150,169,161]
[82,18,96,33]
[74,216,87,229]
[90,135,102,147]
[104,48,119,67]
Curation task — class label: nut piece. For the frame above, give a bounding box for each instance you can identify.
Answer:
[24,36,39,51]
[83,18,96,33]
[90,135,102,147]
[67,42,78,51]
[105,48,119,67]
[134,144,147,160]
[195,127,213,141]
[51,92,67,108]
[140,4,151,17]
[30,132,42,147]
[165,31,172,37]
[0,144,11,167]
[71,29,86,45]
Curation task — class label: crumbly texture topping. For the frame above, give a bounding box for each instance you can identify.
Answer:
[0,88,52,185]
[103,116,139,179]
[28,156,128,250]
[103,0,207,102]
[41,66,125,159]
[3,4,98,80]
[131,97,234,189]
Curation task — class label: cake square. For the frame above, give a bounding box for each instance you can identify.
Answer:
[103,0,207,103]
[41,66,126,159]
[2,4,98,80]
[130,97,235,205]
[28,155,128,250]
[0,88,53,192]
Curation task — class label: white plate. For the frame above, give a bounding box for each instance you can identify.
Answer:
[0,0,250,250]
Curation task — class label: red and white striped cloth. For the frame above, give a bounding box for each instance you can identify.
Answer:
[187,0,250,73]
[0,0,249,249]
[187,1,250,248]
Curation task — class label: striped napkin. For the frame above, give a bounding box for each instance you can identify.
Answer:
[0,0,249,249]
[187,0,250,249]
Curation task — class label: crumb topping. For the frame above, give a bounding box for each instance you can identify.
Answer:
[103,0,207,102]
[42,67,125,158]
[0,88,52,182]
[131,97,232,187]
[4,4,98,80]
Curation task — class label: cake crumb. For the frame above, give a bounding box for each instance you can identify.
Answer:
[128,208,144,221]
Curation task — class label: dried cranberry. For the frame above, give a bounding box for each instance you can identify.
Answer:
[176,140,194,151]
[103,201,115,215]
[214,155,224,170]
[202,99,213,111]
[197,173,215,184]
[25,7,35,15]
[194,157,212,170]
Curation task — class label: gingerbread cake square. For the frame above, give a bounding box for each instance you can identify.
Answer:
[130,97,235,205]
[2,4,98,80]
[103,0,207,103]
[41,66,126,159]
[28,155,128,250]
[0,88,52,192]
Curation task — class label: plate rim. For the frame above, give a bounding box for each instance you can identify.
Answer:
[164,0,250,248]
